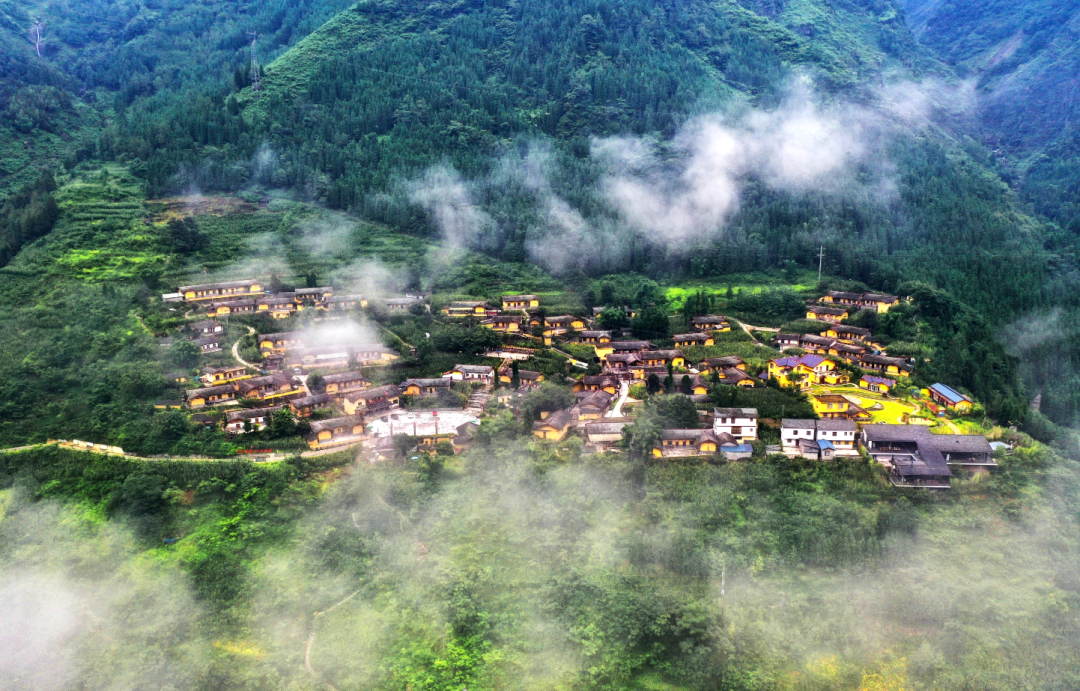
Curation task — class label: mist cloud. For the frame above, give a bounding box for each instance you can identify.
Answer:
[0,495,209,690]
[408,165,494,251]
[594,82,874,243]
[407,77,976,270]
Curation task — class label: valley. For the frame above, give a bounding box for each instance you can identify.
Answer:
[1,0,1080,689]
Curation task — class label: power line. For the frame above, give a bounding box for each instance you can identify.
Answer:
[248,31,262,93]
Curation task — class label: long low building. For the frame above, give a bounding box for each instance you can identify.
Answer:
[860,425,994,488]
[179,279,264,302]
[305,416,366,450]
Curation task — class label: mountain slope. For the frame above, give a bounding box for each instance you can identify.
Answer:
[207,0,1051,314]
[899,0,1080,227]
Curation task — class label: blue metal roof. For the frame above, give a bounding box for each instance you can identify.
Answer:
[816,439,836,450]
[930,383,970,405]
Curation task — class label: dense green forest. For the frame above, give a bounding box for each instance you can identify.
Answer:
[1,0,1078,424]
[899,0,1080,229]
[2,0,1080,687]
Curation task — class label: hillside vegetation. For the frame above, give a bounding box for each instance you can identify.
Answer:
[899,0,1080,229]
[4,420,1080,690]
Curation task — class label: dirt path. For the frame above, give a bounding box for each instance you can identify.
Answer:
[304,589,362,690]
[232,325,257,369]
[551,347,589,369]
[0,439,358,462]
[607,381,630,417]
[731,319,764,345]
[301,493,418,689]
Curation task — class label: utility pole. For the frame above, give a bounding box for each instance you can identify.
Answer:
[247,31,262,93]
[30,19,44,58]
[817,245,824,284]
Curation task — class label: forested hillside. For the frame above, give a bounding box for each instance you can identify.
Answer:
[4,3,1080,689]
[0,0,356,197]
[107,0,1059,319]
[896,0,1080,426]
[0,0,1078,423]
[899,0,1080,229]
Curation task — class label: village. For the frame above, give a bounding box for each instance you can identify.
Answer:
[148,280,999,490]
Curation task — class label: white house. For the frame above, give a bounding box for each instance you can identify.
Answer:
[712,407,758,443]
[443,364,495,383]
[781,418,858,457]
[781,418,817,453]
[225,406,283,434]
[815,418,858,455]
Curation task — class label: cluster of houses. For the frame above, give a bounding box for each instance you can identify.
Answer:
[181,356,507,451]
[817,290,900,313]
[184,319,225,354]
[780,416,993,486]
[257,331,398,372]
[525,391,993,489]
[446,293,733,352]
[777,418,994,485]
[167,279,368,319]
[528,403,757,460]
[773,328,912,380]
[154,285,994,487]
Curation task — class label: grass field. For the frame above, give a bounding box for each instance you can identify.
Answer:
[810,383,920,425]
[662,271,819,308]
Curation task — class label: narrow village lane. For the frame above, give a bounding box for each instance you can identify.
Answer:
[231,325,258,369]
[607,381,630,417]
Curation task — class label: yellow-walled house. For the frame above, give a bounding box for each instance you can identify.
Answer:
[806,305,849,323]
[718,367,757,387]
[503,294,540,309]
[859,375,895,394]
[211,299,256,317]
[545,315,586,330]
[322,371,371,396]
[201,365,248,385]
[179,279,264,302]
[401,378,452,396]
[531,409,576,440]
[651,429,729,457]
[578,330,612,345]
[690,316,730,332]
[812,394,850,418]
[858,354,912,377]
[640,350,685,368]
[823,324,871,342]
[929,383,974,412]
[498,368,543,386]
[573,375,620,395]
[305,416,366,450]
[260,331,304,353]
[184,384,237,409]
[482,316,522,333]
[699,356,746,372]
[326,295,367,311]
[442,301,490,317]
[821,370,849,385]
[572,389,614,420]
[342,385,401,416]
[673,333,714,347]
[258,297,297,318]
[768,354,837,389]
[819,290,898,313]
